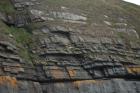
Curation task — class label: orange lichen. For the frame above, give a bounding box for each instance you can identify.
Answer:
[68,69,76,77]
[127,67,140,74]
[0,76,17,87]
[73,80,99,88]
[51,70,65,78]
[48,66,66,78]
[127,68,133,74]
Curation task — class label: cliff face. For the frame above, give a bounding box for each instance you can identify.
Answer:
[0,0,140,93]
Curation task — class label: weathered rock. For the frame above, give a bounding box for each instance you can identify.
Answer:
[0,0,140,93]
[0,12,7,22]
[42,79,140,93]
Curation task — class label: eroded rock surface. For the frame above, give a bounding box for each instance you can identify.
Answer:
[0,0,140,93]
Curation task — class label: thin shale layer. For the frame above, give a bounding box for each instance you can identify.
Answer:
[0,0,140,93]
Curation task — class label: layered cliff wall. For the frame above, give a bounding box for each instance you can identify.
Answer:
[0,0,140,93]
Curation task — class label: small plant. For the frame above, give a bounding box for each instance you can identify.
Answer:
[0,0,15,13]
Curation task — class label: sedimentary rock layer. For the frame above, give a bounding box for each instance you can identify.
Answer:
[0,0,140,93]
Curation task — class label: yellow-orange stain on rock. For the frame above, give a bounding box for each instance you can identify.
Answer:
[68,69,76,77]
[0,76,17,87]
[51,70,65,78]
[127,66,140,74]
[73,80,102,88]
[50,66,65,78]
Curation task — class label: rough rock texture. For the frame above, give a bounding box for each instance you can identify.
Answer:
[0,0,140,93]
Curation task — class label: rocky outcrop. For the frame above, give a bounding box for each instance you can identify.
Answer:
[0,0,140,93]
